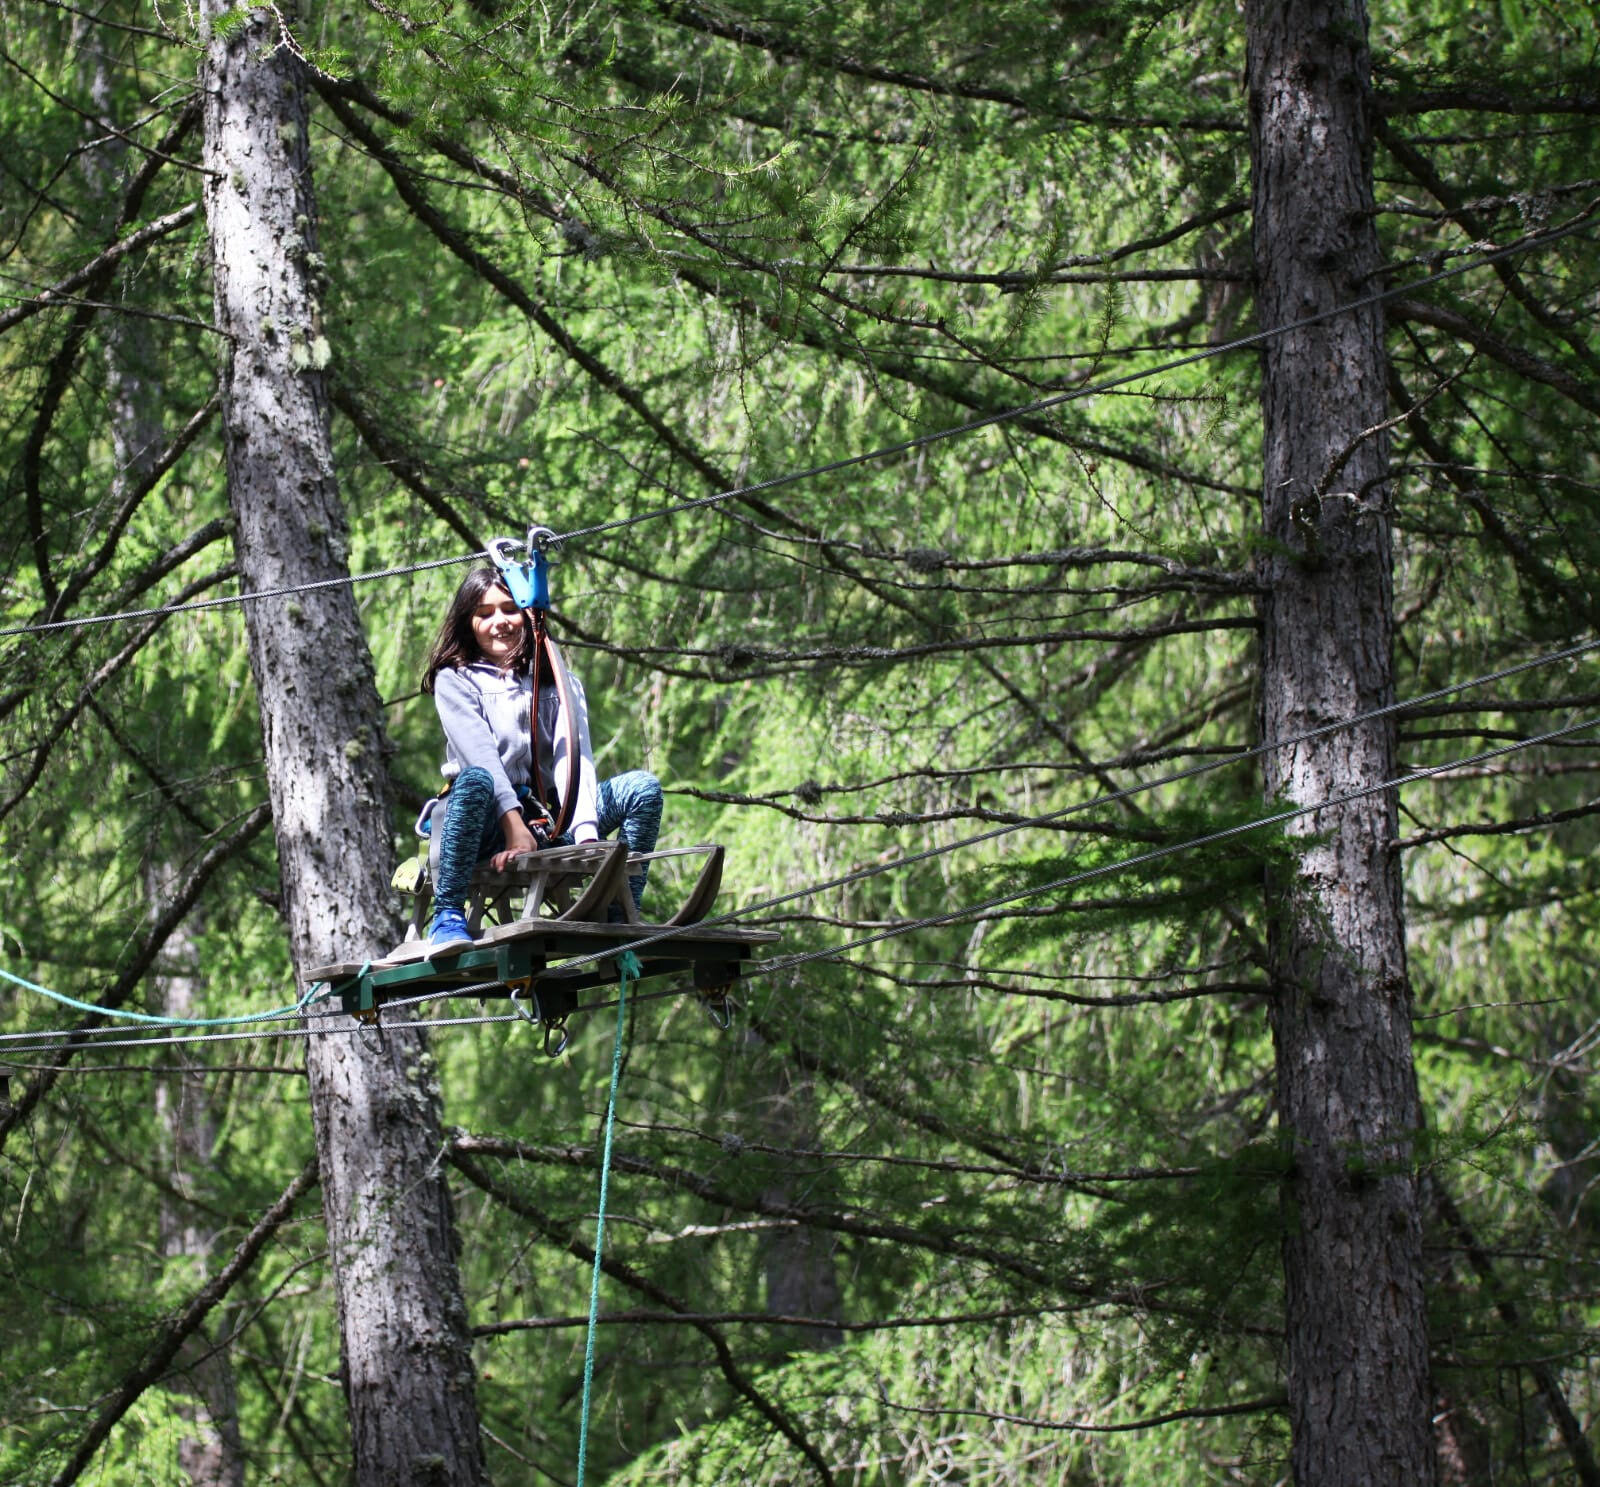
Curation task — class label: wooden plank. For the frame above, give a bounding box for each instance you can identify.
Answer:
[306,919,778,985]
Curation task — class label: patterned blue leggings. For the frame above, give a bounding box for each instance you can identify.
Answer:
[432,767,664,912]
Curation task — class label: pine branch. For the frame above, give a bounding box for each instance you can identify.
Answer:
[449,1132,1069,1286]
[825,200,1251,282]
[1378,79,1600,118]
[872,1388,1285,1434]
[1376,118,1600,374]
[666,791,1172,837]
[317,71,565,224]
[330,382,490,551]
[577,614,1258,676]
[860,963,1266,1010]
[1393,800,1600,850]
[449,1144,839,1487]
[644,1,1242,132]
[46,1156,318,1487]
[746,1015,1120,1202]
[1400,689,1600,720]
[6,96,200,611]
[0,563,237,825]
[0,204,201,337]
[1389,297,1600,417]
[0,802,273,1156]
[57,394,220,602]
[1387,358,1600,628]
[613,1118,1215,1186]
[1428,1178,1600,1487]
[85,695,219,837]
[474,1300,1116,1337]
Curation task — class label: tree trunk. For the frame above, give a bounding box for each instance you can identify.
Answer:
[756,1050,843,1351]
[1245,3,1435,1484]
[198,8,487,1484]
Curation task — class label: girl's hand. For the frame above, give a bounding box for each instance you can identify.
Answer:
[490,810,538,871]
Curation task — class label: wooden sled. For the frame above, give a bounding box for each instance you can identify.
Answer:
[305,841,776,1031]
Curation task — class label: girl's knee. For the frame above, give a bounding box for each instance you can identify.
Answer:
[455,765,494,793]
[610,769,661,809]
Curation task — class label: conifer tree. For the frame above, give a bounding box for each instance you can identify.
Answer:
[197,3,484,1480]
[0,3,1596,1483]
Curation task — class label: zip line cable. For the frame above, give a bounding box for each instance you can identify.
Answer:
[747,711,1600,981]
[2,633,1596,1043]
[5,713,1596,1061]
[0,212,1591,643]
[0,549,481,640]
[552,213,1596,549]
[500,634,1600,981]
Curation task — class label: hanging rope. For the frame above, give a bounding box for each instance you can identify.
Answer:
[575,949,639,1487]
[2,640,1597,1053]
[0,962,330,1027]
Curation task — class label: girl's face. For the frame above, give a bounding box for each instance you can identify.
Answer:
[471,585,524,665]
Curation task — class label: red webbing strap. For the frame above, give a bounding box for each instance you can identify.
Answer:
[527,611,581,839]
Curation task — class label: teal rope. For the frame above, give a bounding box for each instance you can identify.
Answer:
[0,962,332,1028]
[575,950,639,1487]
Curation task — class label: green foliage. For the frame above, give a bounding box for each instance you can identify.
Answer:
[0,0,1596,1481]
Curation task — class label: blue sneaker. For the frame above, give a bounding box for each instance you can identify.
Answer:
[426,906,474,958]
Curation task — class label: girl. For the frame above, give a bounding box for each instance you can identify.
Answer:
[419,567,663,950]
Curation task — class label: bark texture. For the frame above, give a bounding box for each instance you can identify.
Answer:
[756,1053,843,1351]
[1245,3,1436,1484]
[199,9,486,1484]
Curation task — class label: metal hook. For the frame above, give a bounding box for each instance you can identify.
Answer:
[486,535,544,611]
[358,1006,387,1049]
[698,986,737,1031]
[509,982,539,1025]
[509,981,569,1056]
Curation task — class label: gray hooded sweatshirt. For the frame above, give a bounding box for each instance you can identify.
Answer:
[433,660,600,840]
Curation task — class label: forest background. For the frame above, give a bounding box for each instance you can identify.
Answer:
[1,0,1598,1484]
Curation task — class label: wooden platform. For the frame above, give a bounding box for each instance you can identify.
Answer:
[306,917,778,1023]
[307,838,777,1024]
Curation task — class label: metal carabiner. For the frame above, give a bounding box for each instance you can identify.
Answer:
[486,535,541,611]
[698,985,737,1031]
[509,981,569,1056]
[509,981,539,1025]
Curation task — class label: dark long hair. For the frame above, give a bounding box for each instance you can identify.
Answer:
[421,567,533,692]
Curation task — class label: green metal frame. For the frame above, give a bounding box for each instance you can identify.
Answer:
[326,926,761,1022]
